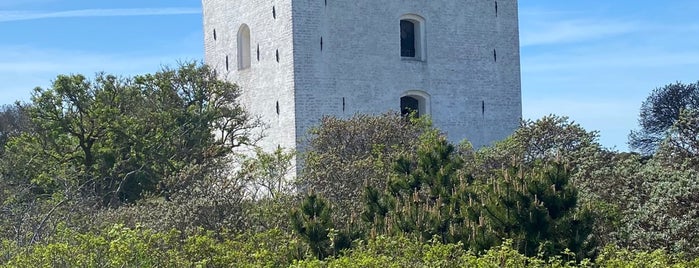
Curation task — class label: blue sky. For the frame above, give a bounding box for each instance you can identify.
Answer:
[1,1,698,151]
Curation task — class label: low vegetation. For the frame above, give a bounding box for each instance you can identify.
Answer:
[1,65,698,267]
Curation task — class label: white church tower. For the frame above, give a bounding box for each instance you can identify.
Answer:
[202,0,522,157]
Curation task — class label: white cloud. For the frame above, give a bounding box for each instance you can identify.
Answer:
[521,19,638,47]
[0,7,201,22]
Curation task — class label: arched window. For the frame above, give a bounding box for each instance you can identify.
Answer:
[400,90,430,117]
[237,24,251,70]
[401,96,420,116]
[400,14,425,60]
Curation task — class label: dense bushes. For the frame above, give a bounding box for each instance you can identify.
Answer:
[1,226,303,267]
[3,67,699,266]
[3,227,697,267]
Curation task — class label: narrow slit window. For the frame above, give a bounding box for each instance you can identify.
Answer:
[237,24,251,69]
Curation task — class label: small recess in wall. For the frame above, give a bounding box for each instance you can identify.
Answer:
[493,49,497,62]
[276,101,280,115]
[276,49,280,62]
[342,97,345,112]
[325,0,327,7]
[482,101,485,115]
[213,29,217,40]
[225,55,229,71]
[272,6,276,19]
[257,44,260,61]
[495,1,498,17]
[320,37,323,51]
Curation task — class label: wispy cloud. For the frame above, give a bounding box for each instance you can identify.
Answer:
[0,45,201,105]
[0,7,201,22]
[521,19,638,46]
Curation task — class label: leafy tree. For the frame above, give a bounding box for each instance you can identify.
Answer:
[237,147,295,200]
[3,62,257,204]
[0,63,260,244]
[656,109,699,167]
[629,81,699,155]
[235,147,298,231]
[476,115,601,173]
[620,162,699,257]
[0,103,31,156]
[299,113,429,225]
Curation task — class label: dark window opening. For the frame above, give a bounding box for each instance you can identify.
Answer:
[213,29,217,40]
[401,96,420,117]
[482,101,485,115]
[495,1,498,16]
[276,101,280,115]
[320,37,323,51]
[257,44,260,61]
[225,55,229,71]
[272,6,276,19]
[342,97,345,112]
[276,49,280,62]
[325,0,327,6]
[400,20,416,57]
[493,49,497,62]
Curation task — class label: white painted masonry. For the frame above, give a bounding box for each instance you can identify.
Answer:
[202,0,522,164]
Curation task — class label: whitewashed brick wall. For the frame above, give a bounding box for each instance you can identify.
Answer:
[203,0,522,167]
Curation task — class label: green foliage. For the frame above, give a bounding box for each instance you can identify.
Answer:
[0,103,30,156]
[5,227,699,267]
[467,165,595,258]
[2,225,303,267]
[656,109,699,167]
[621,162,699,256]
[477,115,600,169]
[2,62,257,205]
[595,245,695,268]
[363,131,466,243]
[362,128,594,259]
[299,113,429,225]
[4,69,699,265]
[291,194,351,259]
[0,62,260,245]
[630,81,699,155]
[237,147,296,200]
